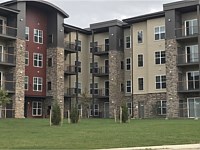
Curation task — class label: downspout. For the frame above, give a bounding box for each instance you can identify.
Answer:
[75,31,79,107]
[92,30,95,117]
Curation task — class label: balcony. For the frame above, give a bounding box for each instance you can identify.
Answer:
[178,80,199,93]
[0,80,15,93]
[177,53,199,66]
[175,26,198,41]
[64,65,77,75]
[92,44,109,56]
[0,25,17,39]
[64,88,76,97]
[0,52,16,66]
[64,42,80,53]
[93,66,109,77]
[94,88,109,99]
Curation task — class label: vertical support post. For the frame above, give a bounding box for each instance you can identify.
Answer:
[120,107,122,123]
[68,110,71,124]
[5,107,6,119]
[92,30,95,117]
[75,31,79,107]
[114,108,117,122]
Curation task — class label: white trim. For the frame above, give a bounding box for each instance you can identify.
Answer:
[184,19,197,36]
[138,77,144,91]
[154,26,165,41]
[137,30,143,44]
[186,71,199,90]
[33,53,43,68]
[0,45,4,62]
[25,51,29,66]
[25,27,29,41]
[33,77,43,92]
[138,54,144,67]
[32,101,42,117]
[126,57,131,71]
[33,29,43,44]
[126,80,132,93]
[125,36,131,48]
[24,76,29,91]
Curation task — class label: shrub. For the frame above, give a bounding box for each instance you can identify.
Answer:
[70,106,79,123]
[51,101,61,125]
[122,105,128,123]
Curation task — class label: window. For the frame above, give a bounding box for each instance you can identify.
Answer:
[105,39,109,51]
[48,58,53,67]
[90,83,98,95]
[126,58,131,70]
[33,53,43,67]
[186,45,198,63]
[32,101,42,116]
[47,82,51,91]
[185,19,198,36]
[125,36,131,48]
[138,31,143,43]
[155,26,165,40]
[156,75,166,89]
[90,62,98,73]
[90,104,99,116]
[33,77,43,92]
[75,61,81,73]
[34,29,43,44]
[48,34,53,44]
[25,51,29,66]
[157,100,167,115]
[138,78,144,91]
[187,97,200,118]
[127,102,132,116]
[121,61,124,70]
[187,71,199,90]
[90,41,98,52]
[74,82,81,94]
[155,51,165,64]
[24,76,28,90]
[126,80,132,93]
[25,27,29,41]
[76,40,81,51]
[138,54,143,67]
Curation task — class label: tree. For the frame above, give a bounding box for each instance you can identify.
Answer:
[51,101,61,125]
[0,89,11,118]
[122,104,128,123]
[70,106,79,123]
[80,88,91,118]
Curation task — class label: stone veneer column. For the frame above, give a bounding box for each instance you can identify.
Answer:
[109,50,124,117]
[166,39,179,118]
[14,39,25,118]
[46,47,64,116]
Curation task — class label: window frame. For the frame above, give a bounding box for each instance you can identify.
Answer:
[125,36,131,49]
[34,29,43,44]
[25,27,29,41]
[33,53,43,68]
[90,83,99,95]
[138,78,144,91]
[33,77,43,92]
[156,75,166,89]
[25,51,29,66]
[155,51,166,64]
[138,54,144,67]
[154,26,165,40]
[126,80,132,93]
[127,102,133,116]
[157,100,167,115]
[24,76,29,91]
[137,30,143,44]
[126,58,131,71]
[32,101,42,116]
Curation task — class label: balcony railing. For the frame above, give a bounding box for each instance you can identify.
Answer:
[64,88,76,97]
[178,80,200,92]
[64,65,77,75]
[0,52,16,65]
[92,44,109,55]
[175,26,198,38]
[0,80,15,92]
[93,66,109,76]
[64,41,80,53]
[0,25,17,38]
[94,88,109,98]
[177,53,199,65]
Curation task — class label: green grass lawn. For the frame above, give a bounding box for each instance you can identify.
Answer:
[0,118,199,149]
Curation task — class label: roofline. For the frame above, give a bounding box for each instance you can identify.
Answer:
[64,24,91,34]
[123,11,165,24]
[0,5,19,13]
[1,0,69,18]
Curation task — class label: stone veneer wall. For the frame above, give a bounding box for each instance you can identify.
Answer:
[133,93,166,118]
[14,39,25,118]
[165,39,179,118]
[46,47,64,117]
[109,50,124,117]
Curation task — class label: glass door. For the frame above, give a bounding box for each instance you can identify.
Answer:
[188,98,200,118]
[187,71,199,90]
[185,19,198,36]
[186,45,198,63]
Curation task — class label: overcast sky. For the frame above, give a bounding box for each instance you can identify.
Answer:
[1,0,180,28]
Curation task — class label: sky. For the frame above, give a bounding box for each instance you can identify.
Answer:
[1,0,180,28]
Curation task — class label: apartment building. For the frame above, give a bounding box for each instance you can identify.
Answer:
[0,0,199,119]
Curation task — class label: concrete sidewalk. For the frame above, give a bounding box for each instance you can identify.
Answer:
[98,144,200,150]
